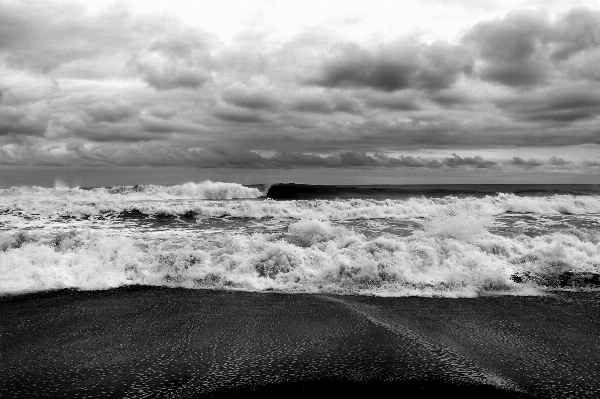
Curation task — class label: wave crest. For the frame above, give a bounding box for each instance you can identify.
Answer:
[2,192,599,222]
[0,181,263,201]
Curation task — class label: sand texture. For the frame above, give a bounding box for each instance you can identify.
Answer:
[1,287,599,398]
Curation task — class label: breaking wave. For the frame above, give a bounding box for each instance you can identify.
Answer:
[2,182,598,297]
[2,191,599,221]
[0,181,264,201]
[0,195,600,221]
[1,219,598,297]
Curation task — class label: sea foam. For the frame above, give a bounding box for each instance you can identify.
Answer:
[2,190,600,221]
[2,183,599,296]
[1,219,598,296]
[0,181,263,201]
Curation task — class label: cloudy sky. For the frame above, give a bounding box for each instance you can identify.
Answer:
[1,0,599,186]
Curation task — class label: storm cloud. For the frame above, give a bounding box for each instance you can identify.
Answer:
[0,0,599,182]
[3,142,593,173]
[309,41,473,92]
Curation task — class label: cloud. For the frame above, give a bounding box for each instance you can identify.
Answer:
[550,8,600,61]
[549,156,570,165]
[222,82,279,110]
[85,101,138,123]
[564,48,600,82]
[308,41,472,92]
[363,92,420,110]
[462,7,600,87]
[130,30,215,90]
[444,154,497,168]
[131,57,212,91]
[0,142,503,170]
[495,84,600,123]
[289,91,362,114]
[1,1,600,181]
[138,114,206,134]
[463,10,549,87]
[148,106,177,120]
[0,1,160,74]
[0,102,50,137]
[212,105,269,123]
[428,89,476,108]
[512,157,543,167]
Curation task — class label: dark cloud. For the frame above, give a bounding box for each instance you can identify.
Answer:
[148,106,177,120]
[65,123,167,143]
[85,101,138,123]
[222,83,278,110]
[192,147,267,167]
[290,96,333,114]
[138,114,205,134]
[130,31,215,91]
[0,103,49,136]
[213,105,269,123]
[549,156,570,165]
[428,89,475,108]
[550,8,600,61]
[148,32,213,59]
[512,157,543,167]
[1,2,599,180]
[308,41,472,92]
[462,7,600,87]
[463,10,549,87]
[495,85,600,123]
[363,92,420,110]
[132,58,211,90]
[443,154,497,168]
[1,139,594,173]
[55,113,168,142]
[289,92,362,114]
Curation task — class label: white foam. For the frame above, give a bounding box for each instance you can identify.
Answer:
[2,190,598,221]
[2,185,598,296]
[1,219,598,296]
[0,181,263,201]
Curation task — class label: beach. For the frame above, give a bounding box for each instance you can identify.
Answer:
[4,0,600,394]
[2,287,599,398]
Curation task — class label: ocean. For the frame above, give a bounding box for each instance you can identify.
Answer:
[2,182,599,297]
[2,182,600,398]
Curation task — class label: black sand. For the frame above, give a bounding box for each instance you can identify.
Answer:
[1,287,599,398]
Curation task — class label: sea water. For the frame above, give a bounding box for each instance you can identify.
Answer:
[1,182,599,297]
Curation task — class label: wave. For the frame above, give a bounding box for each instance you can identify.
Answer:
[2,191,599,221]
[1,219,598,296]
[0,181,264,201]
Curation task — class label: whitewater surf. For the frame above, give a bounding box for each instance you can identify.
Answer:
[1,181,598,296]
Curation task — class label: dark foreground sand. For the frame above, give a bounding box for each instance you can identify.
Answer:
[1,287,599,399]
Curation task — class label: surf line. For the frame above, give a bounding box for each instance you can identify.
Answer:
[318,294,522,393]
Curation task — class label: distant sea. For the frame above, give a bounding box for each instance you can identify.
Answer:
[1,182,599,296]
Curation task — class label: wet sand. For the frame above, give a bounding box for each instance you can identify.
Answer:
[1,287,599,398]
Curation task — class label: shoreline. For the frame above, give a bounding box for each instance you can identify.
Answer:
[2,286,599,398]
[2,283,600,302]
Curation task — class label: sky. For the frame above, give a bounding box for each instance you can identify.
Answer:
[1,0,599,186]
